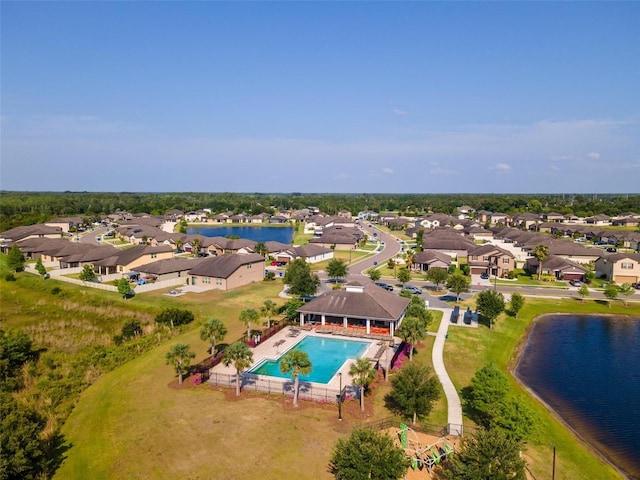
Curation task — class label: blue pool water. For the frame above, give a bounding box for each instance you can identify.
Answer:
[250,336,371,384]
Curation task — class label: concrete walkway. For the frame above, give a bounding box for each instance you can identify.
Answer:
[430,307,464,436]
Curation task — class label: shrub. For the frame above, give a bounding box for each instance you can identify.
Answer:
[4,273,16,282]
[155,308,195,328]
[50,286,62,295]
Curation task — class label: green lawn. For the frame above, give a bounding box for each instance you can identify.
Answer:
[444,298,640,480]
[6,254,640,480]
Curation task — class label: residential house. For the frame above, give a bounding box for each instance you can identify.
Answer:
[412,250,452,272]
[297,281,410,337]
[45,217,86,233]
[467,244,516,277]
[135,257,206,283]
[0,225,63,250]
[525,254,587,281]
[91,245,174,275]
[187,253,265,290]
[594,253,640,284]
[585,214,611,226]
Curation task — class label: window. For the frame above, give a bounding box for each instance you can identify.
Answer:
[483,256,489,261]
[621,263,633,270]
[151,253,157,259]
[202,277,211,284]
[503,257,510,264]
[216,279,222,285]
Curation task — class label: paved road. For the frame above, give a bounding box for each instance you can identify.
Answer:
[350,224,403,274]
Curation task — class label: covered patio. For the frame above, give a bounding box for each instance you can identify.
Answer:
[297,281,410,338]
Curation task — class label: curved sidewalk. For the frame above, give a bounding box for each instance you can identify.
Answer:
[431,307,464,436]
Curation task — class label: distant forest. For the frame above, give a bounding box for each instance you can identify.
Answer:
[1,191,639,231]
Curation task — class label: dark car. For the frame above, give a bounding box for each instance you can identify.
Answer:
[605,247,617,253]
[299,295,316,303]
[401,285,423,295]
[480,272,490,280]
[375,282,393,291]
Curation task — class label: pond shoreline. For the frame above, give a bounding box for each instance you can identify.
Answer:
[513,313,640,480]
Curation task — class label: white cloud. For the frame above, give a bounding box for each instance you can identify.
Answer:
[587,152,601,160]
[550,155,576,161]
[393,109,407,116]
[382,167,394,174]
[491,163,512,172]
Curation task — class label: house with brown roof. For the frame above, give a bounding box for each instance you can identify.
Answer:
[594,253,640,284]
[92,245,174,275]
[187,253,265,291]
[297,282,410,337]
[0,225,63,249]
[525,254,587,281]
[412,250,452,272]
[468,244,516,277]
[135,257,206,282]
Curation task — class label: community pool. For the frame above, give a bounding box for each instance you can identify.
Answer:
[250,336,371,384]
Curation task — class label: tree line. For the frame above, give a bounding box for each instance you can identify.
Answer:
[2,191,639,231]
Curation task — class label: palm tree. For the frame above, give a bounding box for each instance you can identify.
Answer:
[165,343,196,384]
[397,316,426,361]
[191,237,202,256]
[175,239,184,252]
[199,318,227,356]
[533,244,549,281]
[404,250,415,271]
[349,358,377,411]
[222,342,254,396]
[279,350,312,407]
[254,241,268,258]
[239,308,259,341]
[260,300,278,329]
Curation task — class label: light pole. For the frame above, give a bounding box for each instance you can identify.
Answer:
[551,443,556,480]
[338,372,343,421]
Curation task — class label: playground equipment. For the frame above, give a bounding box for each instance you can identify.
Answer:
[396,423,455,475]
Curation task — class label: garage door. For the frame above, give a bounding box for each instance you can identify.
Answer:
[471,267,485,274]
[615,275,638,284]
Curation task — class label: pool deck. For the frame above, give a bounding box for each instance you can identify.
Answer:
[210,327,399,390]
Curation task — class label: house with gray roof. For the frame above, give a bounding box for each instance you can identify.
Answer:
[187,253,265,291]
[297,281,410,337]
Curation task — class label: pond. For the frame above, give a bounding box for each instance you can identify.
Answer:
[187,226,294,244]
[516,314,640,479]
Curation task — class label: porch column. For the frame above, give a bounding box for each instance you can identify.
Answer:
[299,312,305,327]
[343,316,348,329]
[366,319,371,335]
[321,314,326,327]
[389,321,395,337]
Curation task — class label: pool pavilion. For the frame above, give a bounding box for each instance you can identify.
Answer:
[296,281,410,337]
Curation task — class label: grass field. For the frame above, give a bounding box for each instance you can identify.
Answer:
[5,253,640,480]
[444,297,640,480]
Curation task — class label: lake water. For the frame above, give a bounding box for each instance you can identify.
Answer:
[516,315,640,479]
[187,226,294,244]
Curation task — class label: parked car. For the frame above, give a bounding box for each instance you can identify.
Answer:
[375,282,393,291]
[605,247,617,253]
[401,285,423,295]
[480,272,490,280]
[575,237,587,242]
[594,241,607,245]
[569,279,582,287]
[631,283,640,290]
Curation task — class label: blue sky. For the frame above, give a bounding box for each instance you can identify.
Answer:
[2,2,639,193]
